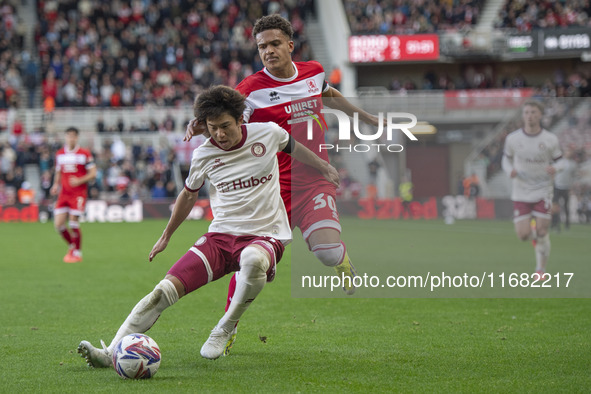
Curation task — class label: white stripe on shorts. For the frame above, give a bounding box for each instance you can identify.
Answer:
[190,246,213,283]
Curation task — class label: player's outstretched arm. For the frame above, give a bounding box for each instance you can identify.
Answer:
[289,141,340,187]
[149,187,199,261]
[322,87,382,127]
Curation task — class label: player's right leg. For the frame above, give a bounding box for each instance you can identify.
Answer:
[201,244,273,360]
[289,186,357,294]
[562,191,571,230]
[222,272,239,354]
[513,202,534,242]
[53,207,74,262]
[68,215,83,262]
[78,276,182,368]
[308,228,358,295]
[533,214,552,278]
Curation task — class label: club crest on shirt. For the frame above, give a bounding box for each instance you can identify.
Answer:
[538,142,546,151]
[306,78,319,93]
[251,143,266,157]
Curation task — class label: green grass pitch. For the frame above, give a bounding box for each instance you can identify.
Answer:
[1,218,590,393]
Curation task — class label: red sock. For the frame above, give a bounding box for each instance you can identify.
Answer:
[225,273,238,312]
[59,227,73,246]
[70,223,81,251]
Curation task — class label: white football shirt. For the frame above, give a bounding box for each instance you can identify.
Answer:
[503,128,562,202]
[185,122,291,242]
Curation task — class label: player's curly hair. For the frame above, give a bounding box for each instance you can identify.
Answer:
[193,85,246,124]
[65,126,79,135]
[252,14,293,40]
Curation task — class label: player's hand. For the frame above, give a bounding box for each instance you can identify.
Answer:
[149,235,169,261]
[322,163,340,187]
[50,185,58,196]
[546,165,556,176]
[69,177,82,187]
[184,118,209,141]
[510,169,518,178]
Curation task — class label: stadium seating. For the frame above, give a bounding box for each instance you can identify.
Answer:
[343,0,485,34]
[36,0,314,108]
[495,0,591,31]
[0,1,25,110]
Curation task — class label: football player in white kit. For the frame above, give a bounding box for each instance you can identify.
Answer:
[77,85,339,366]
[502,100,563,278]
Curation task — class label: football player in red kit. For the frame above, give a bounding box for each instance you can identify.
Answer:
[50,127,96,263]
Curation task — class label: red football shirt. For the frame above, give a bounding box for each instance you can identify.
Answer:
[236,61,330,191]
[55,146,95,196]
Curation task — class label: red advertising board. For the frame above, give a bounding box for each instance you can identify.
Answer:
[349,34,439,63]
[0,204,39,222]
[444,88,534,110]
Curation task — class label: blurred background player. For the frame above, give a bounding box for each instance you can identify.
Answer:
[50,127,96,263]
[78,85,339,365]
[502,100,563,279]
[399,175,413,218]
[551,148,579,232]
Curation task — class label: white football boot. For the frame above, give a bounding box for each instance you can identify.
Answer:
[201,326,233,360]
[77,340,112,368]
[223,326,238,356]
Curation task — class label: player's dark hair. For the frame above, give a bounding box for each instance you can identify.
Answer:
[252,14,293,40]
[522,99,544,114]
[194,85,246,124]
[65,126,79,135]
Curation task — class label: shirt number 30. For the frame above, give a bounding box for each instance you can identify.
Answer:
[312,193,338,219]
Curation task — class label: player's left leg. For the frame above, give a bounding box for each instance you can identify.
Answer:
[78,276,182,368]
[77,233,226,369]
[295,188,357,295]
[562,190,571,230]
[54,207,75,262]
[68,214,82,262]
[308,228,358,295]
[201,244,273,360]
[533,216,551,278]
[68,196,86,262]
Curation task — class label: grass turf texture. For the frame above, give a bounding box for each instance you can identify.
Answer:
[0,218,589,393]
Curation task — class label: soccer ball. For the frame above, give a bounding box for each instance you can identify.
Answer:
[112,333,161,379]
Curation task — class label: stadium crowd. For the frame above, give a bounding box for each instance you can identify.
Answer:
[0,1,25,110]
[387,68,591,94]
[36,0,314,108]
[343,0,484,34]
[496,0,591,31]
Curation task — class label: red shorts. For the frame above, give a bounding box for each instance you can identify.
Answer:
[167,233,285,294]
[55,193,87,216]
[283,182,342,242]
[513,199,552,222]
